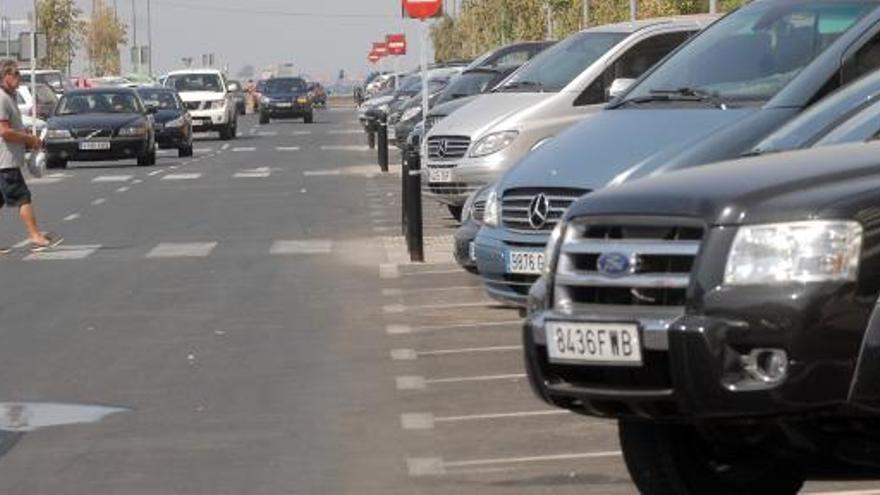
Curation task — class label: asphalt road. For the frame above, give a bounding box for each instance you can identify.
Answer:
[0,107,877,494]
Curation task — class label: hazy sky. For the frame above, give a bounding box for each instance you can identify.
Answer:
[0,0,438,80]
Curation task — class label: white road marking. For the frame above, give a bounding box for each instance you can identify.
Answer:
[270,240,333,255]
[327,129,362,135]
[221,143,230,150]
[382,286,482,296]
[162,173,202,180]
[401,413,435,430]
[403,268,466,276]
[413,345,522,358]
[24,245,101,261]
[146,242,217,258]
[444,451,622,470]
[258,131,278,136]
[194,147,212,153]
[379,263,399,279]
[275,146,301,151]
[303,170,341,177]
[291,131,312,136]
[91,198,106,205]
[808,491,880,495]
[383,304,406,314]
[407,320,520,333]
[63,213,81,221]
[383,301,492,313]
[397,373,523,390]
[320,145,370,151]
[156,149,176,155]
[92,175,132,183]
[115,186,130,193]
[27,177,64,185]
[132,179,143,184]
[232,147,256,152]
[395,376,427,390]
[400,410,570,431]
[12,239,29,248]
[407,458,445,477]
[148,170,163,176]
[386,325,411,335]
[234,167,272,179]
[390,349,418,361]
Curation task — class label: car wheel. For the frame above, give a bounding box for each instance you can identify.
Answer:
[259,113,270,125]
[618,420,805,495]
[219,124,233,141]
[447,204,463,222]
[304,112,314,124]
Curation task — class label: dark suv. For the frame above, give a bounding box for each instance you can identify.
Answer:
[525,142,880,493]
[259,77,313,124]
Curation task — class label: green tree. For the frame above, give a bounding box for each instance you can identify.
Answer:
[37,0,85,73]
[84,0,127,76]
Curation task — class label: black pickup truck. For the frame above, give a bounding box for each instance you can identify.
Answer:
[525,142,880,493]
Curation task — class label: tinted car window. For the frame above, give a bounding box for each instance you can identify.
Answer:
[438,70,498,102]
[166,74,224,92]
[57,93,143,115]
[137,90,182,110]
[498,32,627,92]
[625,2,875,103]
[816,100,880,145]
[266,78,307,93]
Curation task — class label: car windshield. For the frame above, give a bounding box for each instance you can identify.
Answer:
[624,2,876,103]
[137,90,181,110]
[435,70,498,103]
[166,73,224,92]
[397,74,422,92]
[266,79,307,93]
[497,32,626,92]
[57,92,143,115]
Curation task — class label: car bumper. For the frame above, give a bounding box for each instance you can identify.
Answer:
[474,226,548,307]
[262,103,312,117]
[524,280,869,420]
[45,137,151,161]
[189,108,229,130]
[156,129,189,148]
[453,219,480,272]
[423,153,508,207]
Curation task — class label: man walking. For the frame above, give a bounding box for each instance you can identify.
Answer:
[0,59,61,253]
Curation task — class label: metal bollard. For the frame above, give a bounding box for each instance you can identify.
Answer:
[377,115,389,173]
[406,150,424,262]
[401,152,409,236]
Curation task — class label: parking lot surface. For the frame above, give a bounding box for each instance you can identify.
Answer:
[0,106,877,493]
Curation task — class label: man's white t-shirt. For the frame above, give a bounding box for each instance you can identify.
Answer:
[0,89,25,170]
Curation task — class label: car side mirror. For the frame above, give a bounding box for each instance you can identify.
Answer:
[606,78,636,101]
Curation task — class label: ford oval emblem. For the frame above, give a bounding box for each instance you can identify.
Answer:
[597,252,632,278]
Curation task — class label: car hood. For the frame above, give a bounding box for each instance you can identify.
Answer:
[427,92,552,138]
[153,109,185,124]
[428,96,476,119]
[49,113,145,129]
[566,142,880,227]
[499,107,758,191]
[177,91,225,102]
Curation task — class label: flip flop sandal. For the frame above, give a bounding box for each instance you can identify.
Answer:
[30,235,64,253]
[0,247,11,255]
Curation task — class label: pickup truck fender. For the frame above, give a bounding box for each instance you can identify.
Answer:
[848,297,880,412]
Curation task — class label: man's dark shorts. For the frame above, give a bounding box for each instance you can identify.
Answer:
[0,168,31,208]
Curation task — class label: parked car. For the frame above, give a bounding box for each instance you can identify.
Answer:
[227,79,247,115]
[16,83,58,120]
[259,77,314,124]
[164,69,238,140]
[524,140,880,493]
[465,41,556,71]
[424,15,714,219]
[473,0,880,306]
[43,88,157,168]
[20,69,68,94]
[136,87,194,157]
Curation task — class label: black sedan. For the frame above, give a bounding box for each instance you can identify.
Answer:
[259,77,313,124]
[44,88,157,168]
[136,87,193,157]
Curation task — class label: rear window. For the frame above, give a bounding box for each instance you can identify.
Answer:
[266,79,307,93]
[166,74,224,92]
[137,90,182,110]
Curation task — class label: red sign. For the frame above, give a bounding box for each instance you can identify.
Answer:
[386,34,407,55]
[372,42,389,58]
[402,0,443,19]
[368,52,380,63]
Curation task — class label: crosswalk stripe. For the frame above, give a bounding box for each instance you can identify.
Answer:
[232,147,256,152]
[270,240,333,254]
[92,175,132,183]
[303,170,341,177]
[276,146,300,151]
[24,245,101,261]
[291,131,312,136]
[234,167,271,178]
[146,242,217,258]
[320,145,370,151]
[162,173,202,180]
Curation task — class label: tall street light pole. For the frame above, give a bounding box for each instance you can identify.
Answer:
[147,0,152,75]
[131,0,138,73]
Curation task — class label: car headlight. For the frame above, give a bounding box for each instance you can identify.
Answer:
[211,100,226,110]
[118,126,147,136]
[297,96,309,104]
[164,116,185,128]
[45,129,71,139]
[261,96,271,104]
[470,131,518,158]
[724,220,862,286]
[483,188,501,227]
[543,222,567,276]
[401,106,421,122]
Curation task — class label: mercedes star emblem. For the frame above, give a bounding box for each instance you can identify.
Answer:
[528,193,551,229]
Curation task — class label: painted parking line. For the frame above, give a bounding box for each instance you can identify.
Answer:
[402,268,466,276]
[232,147,256,152]
[400,409,570,430]
[234,167,271,179]
[407,451,622,476]
[91,175,132,183]
[381,286,483,297]
[24,245,101,261]
[303,170,341,177]
[146,242,217,258]
[320,145,370,151]
[270,240,333,255]
[808,491,880,495]
[379,263,399,279]
[276,146,301,151]
[390,345,521,361]
[162,173,202,180]
[395,373,525,390]
[382,301,493,314]
[385,320,520,335]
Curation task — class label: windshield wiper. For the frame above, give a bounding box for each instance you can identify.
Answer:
[612,87,730,109]
[497,80,545,92]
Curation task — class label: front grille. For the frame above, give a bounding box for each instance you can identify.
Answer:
[502,188,587,233]
[427,135,470,160]
[184,101,200,111]
[472,200,486,223]
[72,128,112,138]
[554,218,705,308]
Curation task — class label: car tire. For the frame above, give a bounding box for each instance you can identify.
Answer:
[304,112,314,124]
[618,420,805,495]
[46,157,67,169]
[447,204,463,222]
[259,113,270,125]
[219,123,234,141]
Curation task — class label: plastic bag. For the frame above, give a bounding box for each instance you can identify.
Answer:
[26,151,45,178]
